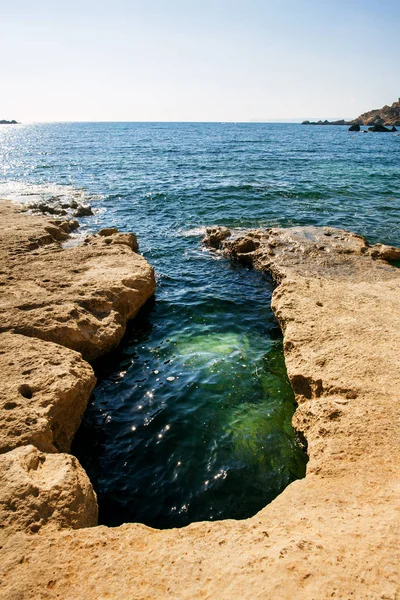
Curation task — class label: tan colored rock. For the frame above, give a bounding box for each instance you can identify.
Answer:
[204,225,231,249]
[0,332,96,454]
[0,445,97,540]
[95,230,139,251]
[1,214,400,599]
[368,242,400,261]
[0,201,156,360]
[351,98,400,126]
[0,200,156,548]
[98,227,119,236]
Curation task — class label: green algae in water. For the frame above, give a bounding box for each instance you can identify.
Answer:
[73,257,308,529]
[74,326,307,528]
[177,331,250,363]
[225,343,306,491]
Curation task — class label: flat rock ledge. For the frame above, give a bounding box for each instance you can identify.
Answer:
[0,202,155,360]
[0,201,155,543]
[1,218,399,600]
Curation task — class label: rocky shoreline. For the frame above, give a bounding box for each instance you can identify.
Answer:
[0,200,155,535]
[1,206,400,599]
[302,97,400,128]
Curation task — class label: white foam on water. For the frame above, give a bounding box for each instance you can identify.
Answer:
[178,226,206,238]
[0,180,102,206]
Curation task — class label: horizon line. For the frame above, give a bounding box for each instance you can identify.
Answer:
[5,118,353,125]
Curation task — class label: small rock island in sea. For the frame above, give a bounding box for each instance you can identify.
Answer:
[302,97,400,130]
[0,119,19,125]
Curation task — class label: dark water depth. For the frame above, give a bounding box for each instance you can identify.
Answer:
[1,122,399,528]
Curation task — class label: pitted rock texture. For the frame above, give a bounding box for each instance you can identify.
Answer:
[204,225,400,281]
[1,215,399,599]
[0,445,97,540]
[0,200,156,556]
[0,332,96,454]
[0,201,156,360]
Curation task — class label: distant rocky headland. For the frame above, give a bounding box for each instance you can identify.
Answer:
[303,97,400,129]
[0,119,19,125]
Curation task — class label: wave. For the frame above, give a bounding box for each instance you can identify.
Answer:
[0,180,102,206]
[178,226,206,237]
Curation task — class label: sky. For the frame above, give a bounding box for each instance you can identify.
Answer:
[1,0,399,122]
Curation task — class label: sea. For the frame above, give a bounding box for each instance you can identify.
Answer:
[1,122,399,528]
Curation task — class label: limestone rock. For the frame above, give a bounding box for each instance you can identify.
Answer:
[1,205,399,599]
[0,332,96,454]
[368,242,400,261]
[0,201,157,550]
[97,230,139,252]
[204,224,399,283]
[0,201,156,360]
[204,226,231,249]
[0,445,97,538]
[98,227,119,237]
[25,197,89,219]
[351,98,400,126]
[73,204,94,217]
[303,98,400,128]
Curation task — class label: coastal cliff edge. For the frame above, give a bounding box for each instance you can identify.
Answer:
[0,208,399,599]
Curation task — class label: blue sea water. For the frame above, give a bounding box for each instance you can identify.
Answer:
[1,122,399,528]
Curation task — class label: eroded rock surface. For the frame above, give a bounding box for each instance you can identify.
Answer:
[0,332,96,454]
[204,224,400,280]
[1,213,399,599]
[0,200,155,562]
[0,445,97,540]
[0,201,156,360]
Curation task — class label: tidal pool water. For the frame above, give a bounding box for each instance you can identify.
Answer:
[73,257,306,528]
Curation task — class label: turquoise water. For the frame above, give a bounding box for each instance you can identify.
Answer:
[1,123,399,528]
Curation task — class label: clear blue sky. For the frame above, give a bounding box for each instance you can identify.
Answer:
[1,0,399,122]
